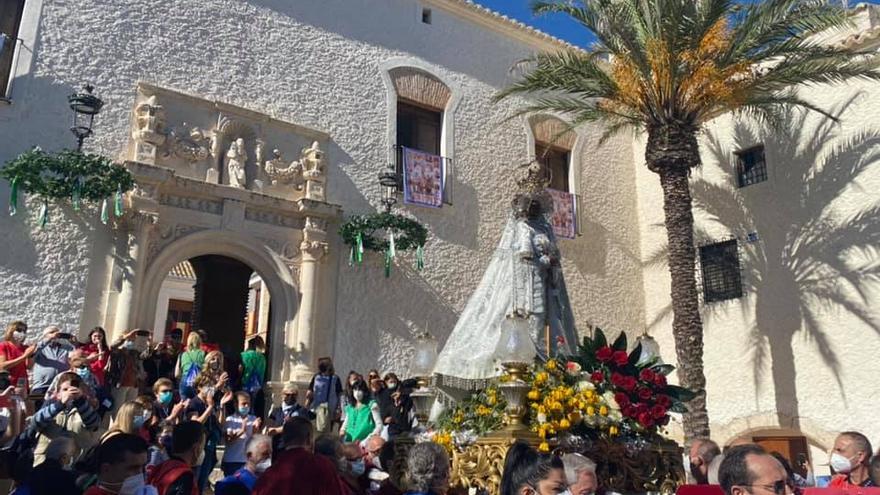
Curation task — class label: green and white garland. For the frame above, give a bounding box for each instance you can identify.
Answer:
[1,147,134,227]
[339,212,428,277]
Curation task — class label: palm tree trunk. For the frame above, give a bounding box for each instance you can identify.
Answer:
[646,125,711,443]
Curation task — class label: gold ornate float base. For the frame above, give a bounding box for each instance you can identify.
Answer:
[392,434,684,495]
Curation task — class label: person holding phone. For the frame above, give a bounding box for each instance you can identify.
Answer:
[106,329,149,417]
[0,321,36,395]
[31,326,75,404]
[32,372,101,466]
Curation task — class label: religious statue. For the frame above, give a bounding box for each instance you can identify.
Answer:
[226,137,247,188]
[433,162,577,391]
[132,95,166,145]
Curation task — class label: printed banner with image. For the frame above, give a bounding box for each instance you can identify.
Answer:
[547,188,577,239]
[402,147,444,208]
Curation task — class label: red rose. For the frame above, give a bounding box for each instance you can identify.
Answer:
[639,368,656,382]
[623,405,637,418]
[610,372,624,387]
[591,371,605,384]
[596,346,614,362]
[637,411,655,428]
[612,350,629,366]
[614,392,630,408]
[622,376,638,392]
[651,404,667,419]
[638,387,653,401]
[635,402,649,414]
[653,374,667,386]
[656,394,671,407]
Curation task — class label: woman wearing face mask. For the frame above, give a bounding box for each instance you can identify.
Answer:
[339,379,382,444]
[186,374,233,494]
[220,391,262,476]
[341,371,360,421]
[105,401,150,438]
[201,351,229,395]
[500,441,569,495]
[0,320,36,394]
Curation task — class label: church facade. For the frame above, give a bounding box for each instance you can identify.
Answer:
[1,0,878,468]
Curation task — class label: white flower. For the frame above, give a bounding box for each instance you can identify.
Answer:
[576,381,595,392]
[537,412,547,424]
[603,390,619,410]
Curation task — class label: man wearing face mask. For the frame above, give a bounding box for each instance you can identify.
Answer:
[107,330,149,418]
[148,420,205,495]
[215,434,273,495]
[266,383,314,455]
[340,442,369,495]
[829,431,875,488]
[84,432,153,495]
[689,439,722,485]
[31,326,75,401]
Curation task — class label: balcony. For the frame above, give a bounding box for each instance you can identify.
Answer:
[389,144,454,206]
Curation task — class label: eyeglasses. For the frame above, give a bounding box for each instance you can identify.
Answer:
[744,480,793,495]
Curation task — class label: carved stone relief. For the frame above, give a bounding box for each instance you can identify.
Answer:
[244,207,305,229]
[146,223,207,268]
[158,193,223,215]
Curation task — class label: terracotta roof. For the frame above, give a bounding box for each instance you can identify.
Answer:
[169,260,196,280]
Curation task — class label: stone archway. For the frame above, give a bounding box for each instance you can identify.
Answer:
[136,229,300,382]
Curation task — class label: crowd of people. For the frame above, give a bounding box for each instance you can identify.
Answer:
[0,320,878,495]
[0,321,428,495]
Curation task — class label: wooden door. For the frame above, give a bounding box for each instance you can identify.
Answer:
[754,435,810,477]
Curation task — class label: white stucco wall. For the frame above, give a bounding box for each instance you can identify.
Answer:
[0,0,645,377]
[635,60,880,447]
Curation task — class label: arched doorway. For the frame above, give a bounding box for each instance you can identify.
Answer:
[154,256,272,356]
[136,230,300,383]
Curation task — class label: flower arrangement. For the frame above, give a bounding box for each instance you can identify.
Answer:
[569,328,695,434]
[431,328,695,453]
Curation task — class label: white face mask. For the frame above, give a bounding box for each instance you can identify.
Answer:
[12,331,25,344]
[830,452,855,474]
[118,473,145,495]
[354,390,365,402]
[255,458,272,474]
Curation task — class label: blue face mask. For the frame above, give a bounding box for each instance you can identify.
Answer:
[133,415,146,429]
[350,459,366,476]
[158,391,173,405]
[238,406,250,416]
[75,367,91,379]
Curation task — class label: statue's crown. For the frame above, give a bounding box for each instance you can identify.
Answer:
[516,161,550,194]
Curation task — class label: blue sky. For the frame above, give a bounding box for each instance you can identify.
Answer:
[474,0,880,48]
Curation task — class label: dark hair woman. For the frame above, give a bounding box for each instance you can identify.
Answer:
[339,379,381,443]
[500,441,568,495]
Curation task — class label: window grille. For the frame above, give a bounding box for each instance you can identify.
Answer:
[736,145,767,187]
[699,239,743,302]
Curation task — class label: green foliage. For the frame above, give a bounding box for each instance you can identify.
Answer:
[338,212,428,252]
[1,147,134,202]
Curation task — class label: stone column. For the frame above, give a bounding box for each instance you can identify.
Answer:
[206,129,224,184]
[289,218,328,383]
[111,212,156,339]
[257,280,271,338]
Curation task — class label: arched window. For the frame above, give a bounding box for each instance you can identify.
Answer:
[530,115,576,193]
[382,63,457,206]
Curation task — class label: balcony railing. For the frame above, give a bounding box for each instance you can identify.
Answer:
[391,144,454,206]
[0,32,23,101]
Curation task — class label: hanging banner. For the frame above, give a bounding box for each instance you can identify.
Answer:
[547,188,576,239]
[402,146,444,208]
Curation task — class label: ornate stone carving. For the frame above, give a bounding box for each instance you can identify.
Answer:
[244,207,305,228]
[159,193,223,215]
[166,124,212,163]
[146,223,207,267]
[304,217,327,232]
[133,96,167,146]
[299,239,329,261]
[130,182,159,200]
[263,148,304,188]
[226,138,248,189]
[300,141,326,201]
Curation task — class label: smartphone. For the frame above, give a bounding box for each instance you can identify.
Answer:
[135,330,151,337]
[56,332,73,340]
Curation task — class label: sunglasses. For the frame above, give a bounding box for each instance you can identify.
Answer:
[745,480,792,495]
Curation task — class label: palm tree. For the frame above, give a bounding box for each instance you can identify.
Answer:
[495,0,880,441]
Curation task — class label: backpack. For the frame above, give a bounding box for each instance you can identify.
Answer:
[243,369,262,395]
[180,350,204,389]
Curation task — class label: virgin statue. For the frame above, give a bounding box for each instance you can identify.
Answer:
[226,138,247,188]
[433,162,578,391]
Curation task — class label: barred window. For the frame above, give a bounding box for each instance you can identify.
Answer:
[736,145,767,187]
[699,239,742,303]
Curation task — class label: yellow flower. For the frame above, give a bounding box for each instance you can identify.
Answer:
[559,418,571,430]
[476,405,492,416]
[487,396,497,406]
[538,428,547,439]
[538,442,550,453]
[609,425,619,436]
[599,405,609,416]
[586,406,596,416]
[527,389,540,401]
[546,359,557,371]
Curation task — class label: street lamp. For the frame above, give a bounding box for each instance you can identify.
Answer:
[67,84,104,150]
[377,167,400,213]
[409,331,438,424]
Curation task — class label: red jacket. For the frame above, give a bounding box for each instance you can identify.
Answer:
[147,458,198,495]
[252,447,346,495]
